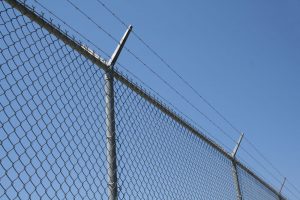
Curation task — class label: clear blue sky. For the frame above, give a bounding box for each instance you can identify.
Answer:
[25,0,300,198]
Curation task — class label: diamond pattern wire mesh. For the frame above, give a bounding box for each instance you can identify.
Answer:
[0,0,286,200]
[237,166,280,200]
[114,78,237,200]
[0,1,108,199]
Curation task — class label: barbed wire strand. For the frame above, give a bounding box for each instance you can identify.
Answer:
[287,179,300,196]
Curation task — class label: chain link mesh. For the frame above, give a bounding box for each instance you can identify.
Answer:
[0,1,108,199]
[237,166,280,200]
[114,79,237,199]
[0,0,286,200]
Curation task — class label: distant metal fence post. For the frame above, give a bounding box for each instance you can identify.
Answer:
[231,133,244,200]
[105,25,132,200]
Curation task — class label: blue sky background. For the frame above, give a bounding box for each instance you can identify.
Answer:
[20,0,300,198]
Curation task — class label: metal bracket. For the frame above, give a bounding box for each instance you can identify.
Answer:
[107,25,132,68]
[279,177,286,195]
[232,132,244,159]
[231,133,244,200]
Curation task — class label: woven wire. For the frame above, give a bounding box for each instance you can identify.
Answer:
[0,1,108,199]
[237,165,280,200]
[114,78,237,200]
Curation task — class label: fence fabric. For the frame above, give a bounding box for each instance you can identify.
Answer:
[114,78,236,199]
[237,166,280,200]
[0,1,108,199]
[0,0,286,199]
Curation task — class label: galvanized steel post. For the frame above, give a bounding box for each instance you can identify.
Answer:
[231,133,244,200]
[105,25,132,200]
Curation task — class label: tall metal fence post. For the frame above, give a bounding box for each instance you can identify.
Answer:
[104,25,132,200]
[231,133,244,200]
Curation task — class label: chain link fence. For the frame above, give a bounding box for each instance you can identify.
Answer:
[0,0,287,199]
[114,78,237,200]
[237,166,281,200]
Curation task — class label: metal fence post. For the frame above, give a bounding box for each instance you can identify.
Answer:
[231,133,244,200]
[105,25,132,200]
